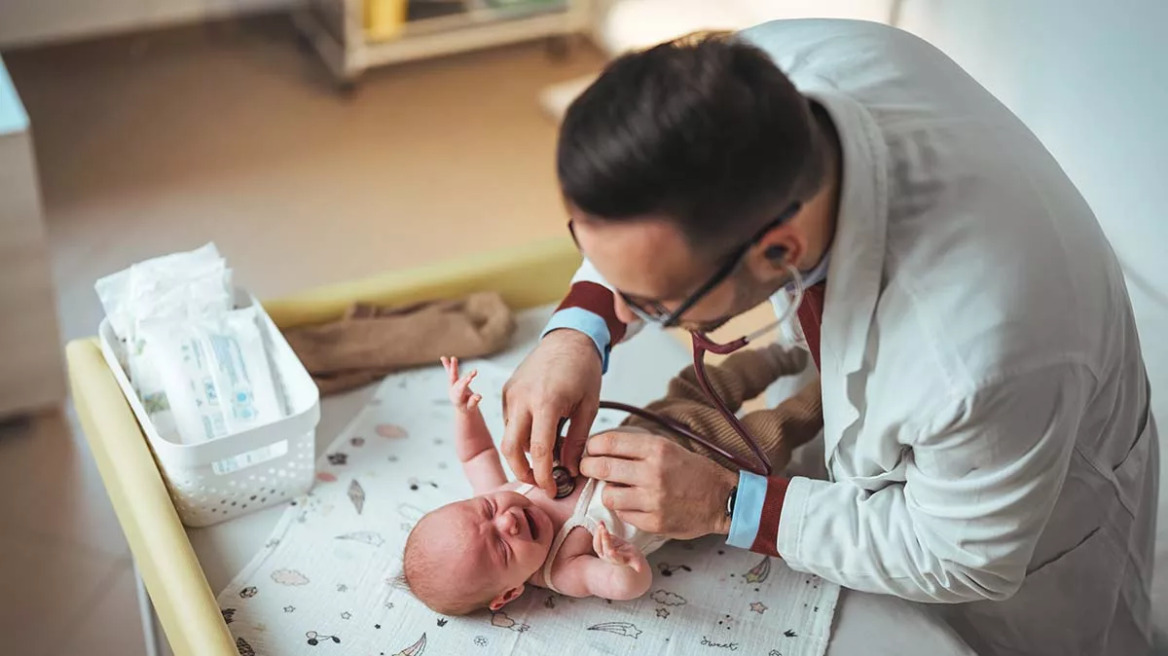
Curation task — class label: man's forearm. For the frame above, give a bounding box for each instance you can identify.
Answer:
[541,275,628,373]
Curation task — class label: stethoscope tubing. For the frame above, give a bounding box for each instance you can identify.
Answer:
[567,264,808,481]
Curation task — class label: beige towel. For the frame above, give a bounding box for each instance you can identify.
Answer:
[283,292,516,396]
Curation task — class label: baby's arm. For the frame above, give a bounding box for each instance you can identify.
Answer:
[442,357,507,494]
[547,524,652,600]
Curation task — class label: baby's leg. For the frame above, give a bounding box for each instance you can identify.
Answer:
[661,343,807,409]
[739,378,823,472]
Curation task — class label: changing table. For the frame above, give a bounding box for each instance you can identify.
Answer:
[67,238,974,655]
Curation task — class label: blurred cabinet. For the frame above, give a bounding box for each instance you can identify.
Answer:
[0,0,284,49]
[0,57,66,418]
[295,0,597,88]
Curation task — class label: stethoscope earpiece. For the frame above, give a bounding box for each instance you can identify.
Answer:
[764,244,787,261]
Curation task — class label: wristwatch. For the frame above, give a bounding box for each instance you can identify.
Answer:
[725,485,738,518]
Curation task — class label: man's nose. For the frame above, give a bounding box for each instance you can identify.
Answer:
[613,294,639,325]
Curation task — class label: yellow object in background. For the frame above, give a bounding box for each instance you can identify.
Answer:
[365,0,409,41]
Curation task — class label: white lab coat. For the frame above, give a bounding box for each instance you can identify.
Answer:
[573,19,1158,656]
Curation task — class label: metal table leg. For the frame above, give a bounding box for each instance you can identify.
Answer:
[133,563,166,656]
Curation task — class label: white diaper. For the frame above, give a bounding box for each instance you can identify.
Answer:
[529,479,669,594]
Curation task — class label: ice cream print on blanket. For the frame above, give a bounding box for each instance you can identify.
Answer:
[217,362,839,655]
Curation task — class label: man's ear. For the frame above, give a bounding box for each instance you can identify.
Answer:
[748,225,803,281]
[488,584,525,611]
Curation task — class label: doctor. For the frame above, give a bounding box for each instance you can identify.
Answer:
[500,20,1157,656]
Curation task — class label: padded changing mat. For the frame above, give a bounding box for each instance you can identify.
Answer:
[215,361,840,656]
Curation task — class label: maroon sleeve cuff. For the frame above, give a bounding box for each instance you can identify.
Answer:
[556,281,628,344]
[750,476,790,557]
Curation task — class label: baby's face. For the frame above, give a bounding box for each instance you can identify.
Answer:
[422,489,555,594]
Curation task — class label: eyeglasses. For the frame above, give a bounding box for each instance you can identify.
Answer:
[567,202,802,328]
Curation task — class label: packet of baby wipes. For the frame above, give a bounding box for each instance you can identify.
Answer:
[139,307,285,445]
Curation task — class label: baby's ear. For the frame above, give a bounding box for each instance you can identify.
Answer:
[488,585,525,611]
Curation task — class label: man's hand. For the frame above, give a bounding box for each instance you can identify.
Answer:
[502,329,603,497]
[580,430,737,540]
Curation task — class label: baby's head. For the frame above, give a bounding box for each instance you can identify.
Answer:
[403,489,554,615]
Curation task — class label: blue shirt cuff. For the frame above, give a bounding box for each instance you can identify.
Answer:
[541,307,612,373]
[727,471,768,549]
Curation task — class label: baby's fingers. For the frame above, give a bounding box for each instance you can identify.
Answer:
[601,526,617,559]
[456,369,477,388]
[467,394,483,410]
[441,356,461,384]
[592,524,610,556]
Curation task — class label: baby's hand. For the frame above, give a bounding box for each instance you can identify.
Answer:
[593,523,647,574]
[441,356,482,412]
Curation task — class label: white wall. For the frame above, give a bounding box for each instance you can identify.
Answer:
[0,0,291,48]
[598,0,895,55]
[897,0,1168,629]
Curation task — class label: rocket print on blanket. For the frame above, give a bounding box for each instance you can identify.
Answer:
[334,531,384,547]
[214,361,840,656]
[745,556,772,583]
[392,633,427,656]
[588,621,643,639]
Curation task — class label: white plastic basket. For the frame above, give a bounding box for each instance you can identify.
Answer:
[99,289,320,528]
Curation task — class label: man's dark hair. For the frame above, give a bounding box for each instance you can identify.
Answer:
[557,33,822,253]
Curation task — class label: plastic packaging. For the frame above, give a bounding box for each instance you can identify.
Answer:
[140,307,284,445]
[95,243,232,342]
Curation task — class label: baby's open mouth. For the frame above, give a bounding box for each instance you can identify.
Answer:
[523,508,538,541]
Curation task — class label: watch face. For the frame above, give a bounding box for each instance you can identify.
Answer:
[726,486,738,516]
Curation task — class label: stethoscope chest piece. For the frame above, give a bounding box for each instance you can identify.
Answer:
[552,466,575,499]
[552,417,576,499]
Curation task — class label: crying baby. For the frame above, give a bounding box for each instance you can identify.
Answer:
[401,357,664,616]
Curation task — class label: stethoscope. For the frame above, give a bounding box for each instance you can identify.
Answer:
[551,265,807,498]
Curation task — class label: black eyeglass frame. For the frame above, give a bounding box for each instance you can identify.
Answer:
[567,201,803,328]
